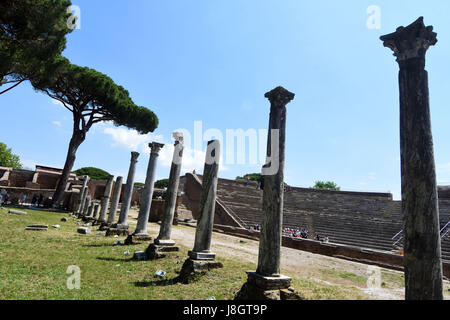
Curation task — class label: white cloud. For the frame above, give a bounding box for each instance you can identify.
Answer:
[103,126,227,174]
[103,127,163,151]
[52,121,62,127]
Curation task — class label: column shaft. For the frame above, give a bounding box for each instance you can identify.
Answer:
[191,140,220,254]
[107,176,123,225]
[257,86,294,277]
[135,142,164,235]
[117,152,140,227]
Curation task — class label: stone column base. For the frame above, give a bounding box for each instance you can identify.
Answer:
[177,258,223,284]
[124,233,153,245]
[92,219,105,226]
[188,250,216,261]
[234,282,304,300]
[98,222,111,231]
[234,271,303,300]
[145,243,180,260]
[105,228,130,237]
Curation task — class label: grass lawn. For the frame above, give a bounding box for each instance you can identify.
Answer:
[0,206,437,300]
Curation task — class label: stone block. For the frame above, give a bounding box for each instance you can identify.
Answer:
[188,250,216,261]
[77,227,91,234]
[9,209,27,215]
[133,251,147,261]
[124,234,152,245]
[25,226,48,231]
[145,243,180,260]
[234,282,305,301]
[246,271,291,290]
[105,228,129,237]
[177,258,223,284]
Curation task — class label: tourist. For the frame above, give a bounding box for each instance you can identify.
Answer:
[21,194,27,205]
[257,176,264,190]
[246,176,251,186]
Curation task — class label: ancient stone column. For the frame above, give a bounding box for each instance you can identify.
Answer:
[82,195,91,217]
[178,140,222,282]
[157,133,184,243]
[93,202,101,220]
[146,133,184,259]
[131,142,164,239]
[97,175,114,224]
[189,140,221,260]
[116,152,140,229]
[87,202,94,218]
[106,176,123,226]
[76,175,90,215]
[380,17,443,300]
[235,86,296,300]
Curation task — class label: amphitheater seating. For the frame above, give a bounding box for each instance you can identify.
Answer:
[211,177,450,262]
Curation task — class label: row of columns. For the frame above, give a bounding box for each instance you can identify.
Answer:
[73,17,444,299]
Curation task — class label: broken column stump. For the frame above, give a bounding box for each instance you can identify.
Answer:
[177,258,223,284]
[145,240,180,260]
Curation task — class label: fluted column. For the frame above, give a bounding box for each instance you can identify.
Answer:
[381,17,443,300]
[107,176,123,225]
[97,175,114,223]
[134,142,164,235]
[156,133,184,244]
[116,152,140,229]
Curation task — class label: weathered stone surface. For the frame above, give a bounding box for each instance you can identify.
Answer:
[133,251,147,261]
[246,271,291,290]
[9,209,27,215]
[124,234,152,245]
[381,17,443,300]
[234,282,304,301]
[117,152,139,228]
[134,142,164,235]
[107,176,123,225]
[157,132,184,242]
[145,243,180,260]
[189,140,220,260]
[177,258,223,284]
[280,288,305,300]
[105,228,129,237]
[77,227,91,234]
[25,226,48,231]
[258,86,294,277]
[98,175,114,223]
[188,250,216,261]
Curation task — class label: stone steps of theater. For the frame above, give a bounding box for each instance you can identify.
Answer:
[227,211,399,249]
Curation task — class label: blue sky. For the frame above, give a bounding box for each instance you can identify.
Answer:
[1,0,450,200]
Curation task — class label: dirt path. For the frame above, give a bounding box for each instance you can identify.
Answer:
[126,212,450,300]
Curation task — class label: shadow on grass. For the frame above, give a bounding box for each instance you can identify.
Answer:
[83,243,115,248]
[133,276,181,287]
[96,257,134,263]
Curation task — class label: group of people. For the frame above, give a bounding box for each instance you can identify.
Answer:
[0,189,45,207]
[283,227,309,239]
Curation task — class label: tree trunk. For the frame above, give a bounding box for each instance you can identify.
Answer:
[52,131,85,208]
